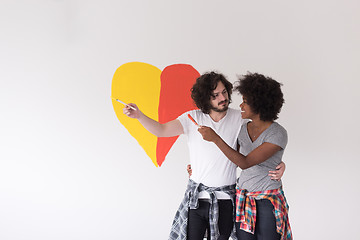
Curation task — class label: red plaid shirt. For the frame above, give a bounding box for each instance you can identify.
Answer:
[235,187,293,240]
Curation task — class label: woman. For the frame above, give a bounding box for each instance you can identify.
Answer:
[198,72,292,240]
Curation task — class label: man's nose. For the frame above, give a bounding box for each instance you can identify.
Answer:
[218,93,226,101]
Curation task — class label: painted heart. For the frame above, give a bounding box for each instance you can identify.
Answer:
[111,62,199,167]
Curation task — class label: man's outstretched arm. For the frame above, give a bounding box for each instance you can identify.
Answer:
[123,103,184,137]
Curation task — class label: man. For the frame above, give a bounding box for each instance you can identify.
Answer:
[123,72,284,240]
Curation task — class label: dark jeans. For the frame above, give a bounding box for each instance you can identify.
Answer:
[235,199,281,240]
[187,199,233,240]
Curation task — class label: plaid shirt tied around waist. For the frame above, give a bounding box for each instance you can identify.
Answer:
[235,186,293,240]
[169,179,237,240]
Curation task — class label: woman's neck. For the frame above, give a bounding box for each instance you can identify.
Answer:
[249,116,273,130]
[247,117,273,141]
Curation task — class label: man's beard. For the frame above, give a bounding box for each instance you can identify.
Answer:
[211,100,229,112]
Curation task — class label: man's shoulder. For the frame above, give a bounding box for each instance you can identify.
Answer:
[178,109,204,122]
[179,109,199,116]
[188,109,206,117]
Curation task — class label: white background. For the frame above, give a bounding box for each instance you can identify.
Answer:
[1,0,360,239]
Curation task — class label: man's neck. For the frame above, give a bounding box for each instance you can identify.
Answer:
[209,109,228,122]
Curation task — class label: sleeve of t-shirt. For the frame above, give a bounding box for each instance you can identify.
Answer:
[265,124,288,150]
[177,111,191,135]
[237,120,250,145]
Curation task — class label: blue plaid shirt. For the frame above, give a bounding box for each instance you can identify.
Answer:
[169,179,238,240]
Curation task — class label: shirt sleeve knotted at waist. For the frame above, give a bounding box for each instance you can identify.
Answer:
[235,186,293,240]
[186,179,237,240]
[187,179,236,209]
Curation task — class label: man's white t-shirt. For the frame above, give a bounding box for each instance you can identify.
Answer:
[177,108,243,199]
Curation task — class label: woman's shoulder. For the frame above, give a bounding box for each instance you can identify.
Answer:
[271,122,287,135]
[267,122,288,145]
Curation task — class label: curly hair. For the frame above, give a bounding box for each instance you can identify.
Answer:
[234,72,284,121]
[191,71,233,114]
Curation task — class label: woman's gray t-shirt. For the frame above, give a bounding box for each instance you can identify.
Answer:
[237,121,288,192]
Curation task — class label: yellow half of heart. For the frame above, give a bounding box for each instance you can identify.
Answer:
[111,62,162,167]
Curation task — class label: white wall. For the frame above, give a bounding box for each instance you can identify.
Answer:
[1,0,359,239]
